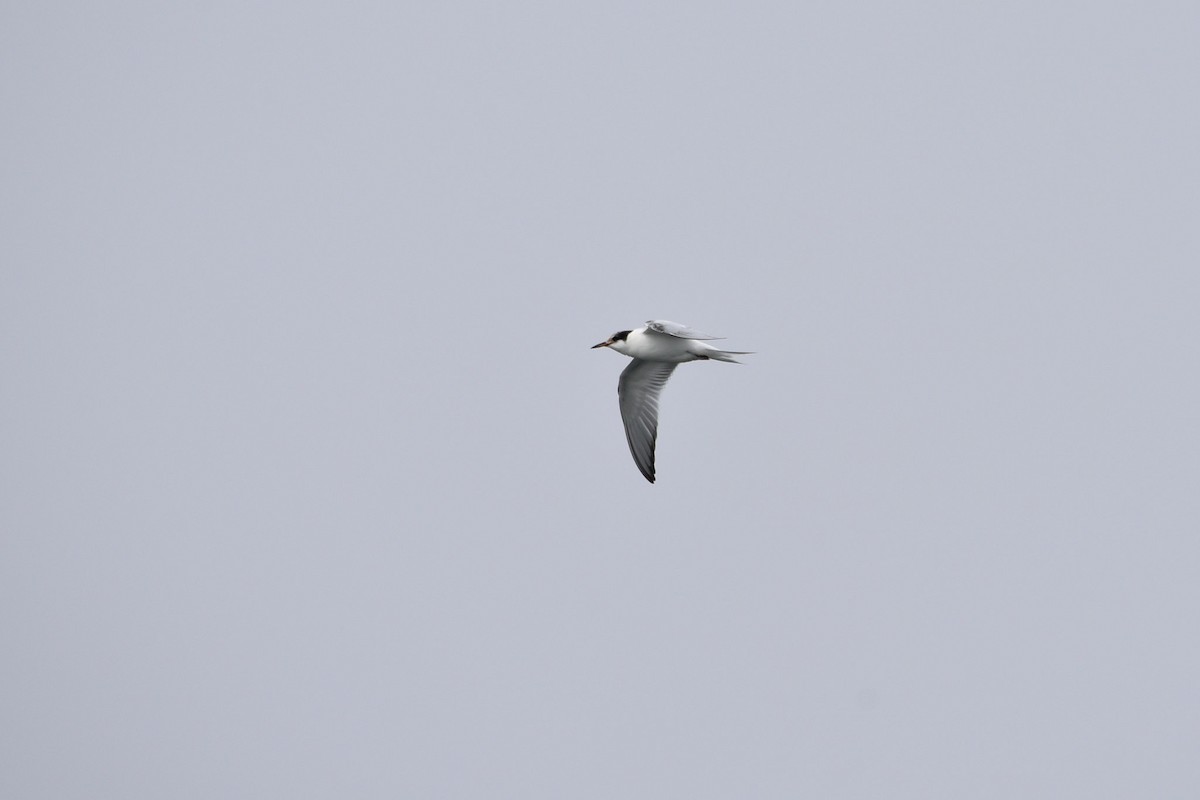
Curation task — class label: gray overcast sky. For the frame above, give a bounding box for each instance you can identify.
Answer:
[3,3,1199,798]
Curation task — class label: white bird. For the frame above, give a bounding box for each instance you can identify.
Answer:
[592,320,752,483]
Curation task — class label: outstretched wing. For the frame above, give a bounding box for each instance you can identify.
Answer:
[617,359,678,483]
[644,319,723,340]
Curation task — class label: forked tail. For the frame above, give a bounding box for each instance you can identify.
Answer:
[704,348,754,363]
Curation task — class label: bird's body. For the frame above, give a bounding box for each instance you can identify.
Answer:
[592,320,751,483]
[606,327,719,362]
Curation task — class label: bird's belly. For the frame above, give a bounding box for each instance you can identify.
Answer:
[625,337,700,362]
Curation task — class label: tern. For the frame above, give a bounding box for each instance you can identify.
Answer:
[592,320,751,483]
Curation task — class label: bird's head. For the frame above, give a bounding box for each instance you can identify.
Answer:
[591,330,632,351]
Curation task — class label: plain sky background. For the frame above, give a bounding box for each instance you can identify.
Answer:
[3,2,1199,798]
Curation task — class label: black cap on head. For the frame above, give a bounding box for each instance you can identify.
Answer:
[612,330,631,342]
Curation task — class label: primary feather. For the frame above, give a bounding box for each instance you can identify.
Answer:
[644,320,724,340]
[617,359,678,483]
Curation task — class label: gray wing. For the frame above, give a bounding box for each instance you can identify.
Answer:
[617,359,678,483]
[644,319,724,340]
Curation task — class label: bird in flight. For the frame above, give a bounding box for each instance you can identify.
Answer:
[592,320,751,483]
